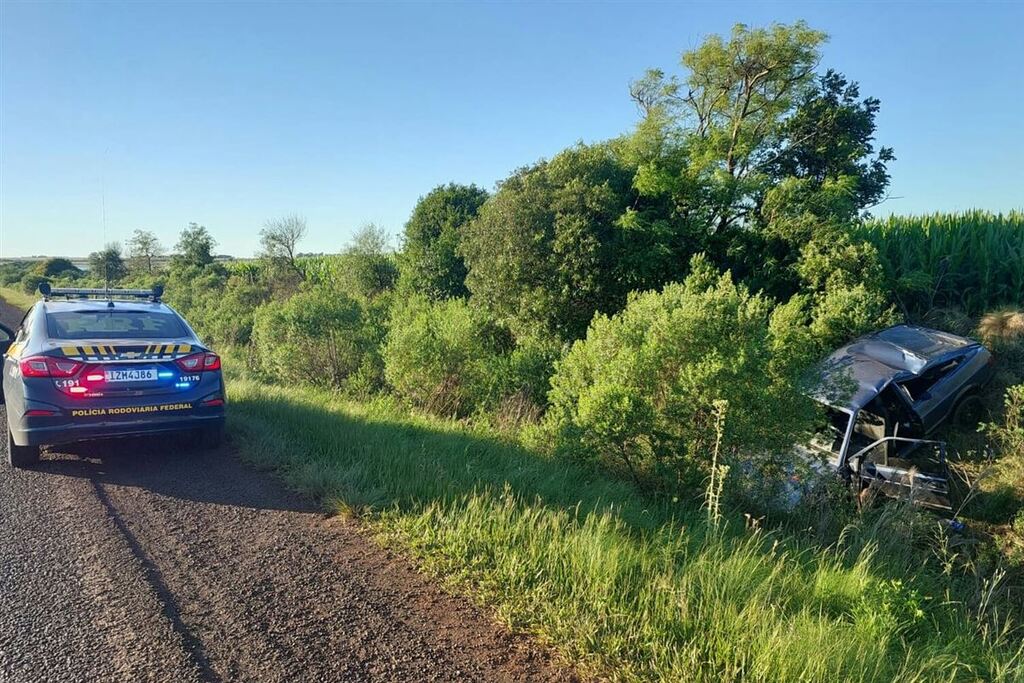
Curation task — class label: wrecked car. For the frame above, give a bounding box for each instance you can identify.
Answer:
[807,324,994,510]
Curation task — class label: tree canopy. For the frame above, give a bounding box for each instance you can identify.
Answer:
[173,223,217,269]
[461,143,641,341]
[88,243,128,283]
[127,229,164,273]
[260,214,307,279]
[399,183,488,300]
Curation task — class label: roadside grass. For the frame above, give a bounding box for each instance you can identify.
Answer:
[226,377,1024,682]
[0,286,38,312]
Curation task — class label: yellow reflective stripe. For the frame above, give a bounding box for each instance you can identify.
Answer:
[61,346,79,356]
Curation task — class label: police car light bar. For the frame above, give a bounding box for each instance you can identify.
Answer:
[39,283,164,302]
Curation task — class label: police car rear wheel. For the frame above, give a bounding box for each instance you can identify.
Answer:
[5,428,40,468]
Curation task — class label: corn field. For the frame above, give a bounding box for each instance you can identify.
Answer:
[223,255,350,287]
[856,210,1024,315]
[295,254,347,286]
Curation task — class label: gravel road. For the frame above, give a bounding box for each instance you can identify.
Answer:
[0,299,573,683]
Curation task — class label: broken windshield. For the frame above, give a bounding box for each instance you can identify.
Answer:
[808,407,850,460]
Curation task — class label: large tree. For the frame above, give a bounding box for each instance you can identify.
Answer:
[398,183,488,300]
[335,224,398,300]
[88,243,128,282]
[260,214,307,279]
[461,143,643,342]
[765,69,894,212]
[127,229,164,273]
[173,223,217,269]
[628,22,827,238]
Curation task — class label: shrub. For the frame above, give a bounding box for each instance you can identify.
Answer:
[488,335,563,432]
[541,254,818,495]
[493,335,562,407]
[20,273,48,295]
[383,296,510,417]
[194,277,272,348]
[807,284,897,350]
[35,257,82,278]
[0,261,34,286]
[792,228,898,351]
[981,385,1024,459]
[252,288,384,392]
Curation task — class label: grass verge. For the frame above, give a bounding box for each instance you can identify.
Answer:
[227,377,1023,682]
[0,286,38,311]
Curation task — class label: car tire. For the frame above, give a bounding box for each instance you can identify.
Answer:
[5,427,40,468]
[953,393,985,430]
[195,425,223,450]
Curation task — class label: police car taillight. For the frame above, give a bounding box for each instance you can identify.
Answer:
[20,356,82,378]
[176,352,221,372]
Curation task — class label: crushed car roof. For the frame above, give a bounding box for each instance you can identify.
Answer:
[815,325,978,410]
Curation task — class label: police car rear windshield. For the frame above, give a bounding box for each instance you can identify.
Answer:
[46,310,188,340]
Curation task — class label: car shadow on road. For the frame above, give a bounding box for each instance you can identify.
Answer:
[30,433,319,514]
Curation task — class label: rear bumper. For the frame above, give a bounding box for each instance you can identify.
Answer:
[11,407,225,447]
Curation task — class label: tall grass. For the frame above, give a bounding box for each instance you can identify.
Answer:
[227,377,1024,682]
[856,210,1024,315]
[0,285,40,311]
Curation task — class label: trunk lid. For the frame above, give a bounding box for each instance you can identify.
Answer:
[44,339,204,399]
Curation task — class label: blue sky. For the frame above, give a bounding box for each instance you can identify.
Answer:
[1,1,1021,258]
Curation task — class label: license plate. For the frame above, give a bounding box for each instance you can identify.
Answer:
[104,368,158,383]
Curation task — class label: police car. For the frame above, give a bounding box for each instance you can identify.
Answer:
[0,285,226,467]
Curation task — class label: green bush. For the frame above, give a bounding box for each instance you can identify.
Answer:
[792,228,897,351]
[252,288,384,392]
[0,261,34,286]
[541,254,818,495]
[493,334,562,407]
[35,257,82,278]
[383,296,510,417]
[186,277,271,349]
[488,335,564,431]
[20,273,49,295]
[981,385,1024,460]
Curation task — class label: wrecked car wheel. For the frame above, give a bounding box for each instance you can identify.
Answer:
[953,394,985,430]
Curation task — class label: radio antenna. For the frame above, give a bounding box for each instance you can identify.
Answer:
[101,146,109,297]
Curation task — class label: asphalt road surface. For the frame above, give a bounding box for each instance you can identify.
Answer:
[0,300,572,683]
